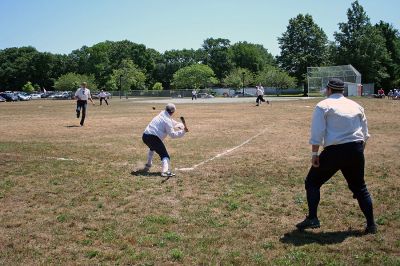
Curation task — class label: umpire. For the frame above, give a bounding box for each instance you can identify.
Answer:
[296,78,377,234]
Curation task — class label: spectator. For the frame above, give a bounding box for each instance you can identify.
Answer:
[377,88,385,99]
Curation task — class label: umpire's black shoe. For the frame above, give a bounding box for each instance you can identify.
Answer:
[364,225,377,234]
[296,216,320,230]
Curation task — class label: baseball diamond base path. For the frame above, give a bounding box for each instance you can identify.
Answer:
[131,96,317,104]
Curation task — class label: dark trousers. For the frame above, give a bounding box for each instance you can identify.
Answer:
[305,141,375,226]
[100,97,108,105]
[142,134,170,160]
[256,95,265,104]
[76,100,87,126]
[192,95,197,100]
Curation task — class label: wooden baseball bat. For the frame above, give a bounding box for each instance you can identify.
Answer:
[180,116,189,132]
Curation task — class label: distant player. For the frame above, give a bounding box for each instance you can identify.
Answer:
[256,84,268,106]
[142,103,188,177]
[99,89,109,105]
[192,89,197,100]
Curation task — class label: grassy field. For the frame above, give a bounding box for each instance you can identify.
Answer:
[0,98,399,265]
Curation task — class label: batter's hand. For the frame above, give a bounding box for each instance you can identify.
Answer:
[311,155,320,168]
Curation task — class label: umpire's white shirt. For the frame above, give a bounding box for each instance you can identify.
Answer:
[310,94,370,147]
[144,111,185,140]
[75,88,91,101]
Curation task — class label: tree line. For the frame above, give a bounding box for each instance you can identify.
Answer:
[0,1,399,93]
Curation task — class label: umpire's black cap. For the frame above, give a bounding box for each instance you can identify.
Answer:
[327,78,344,90]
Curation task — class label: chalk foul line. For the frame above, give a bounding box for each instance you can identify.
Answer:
[177,128,268,171]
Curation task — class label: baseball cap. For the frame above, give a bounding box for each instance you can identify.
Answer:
[327,78,344,90]
[165,103,176,113]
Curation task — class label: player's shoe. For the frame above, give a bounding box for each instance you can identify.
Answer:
[143,164,152,172]
[364,224,377,234]
[161,171,176,177]
[296,216,320,230]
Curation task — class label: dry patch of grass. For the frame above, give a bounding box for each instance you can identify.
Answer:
[0,98,399,265]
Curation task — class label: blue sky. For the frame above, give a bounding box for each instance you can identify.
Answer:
[0,0,399,56]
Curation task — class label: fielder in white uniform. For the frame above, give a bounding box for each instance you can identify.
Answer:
[74,82,94,126]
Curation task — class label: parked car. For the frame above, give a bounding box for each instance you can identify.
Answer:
[41,92,55,98]
[234,91,254,97]
[0,92,19,101]
[197,93,214,98]
[16,92,32,101]
[52,91,73,99]
[0,96,6,102]
[30,93,42,99]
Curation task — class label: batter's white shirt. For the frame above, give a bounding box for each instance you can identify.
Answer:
[75,87,91,101]
[144,111,185,140]
[310,94,370,147]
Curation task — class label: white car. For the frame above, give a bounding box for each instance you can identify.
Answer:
[17,92,32,101]
[30,93,42,99]
[198,93,214,98]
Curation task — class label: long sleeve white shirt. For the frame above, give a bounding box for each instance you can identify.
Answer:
[309,94,370,147]
[144,111,185,140]
[256,87,264,96]
[75,88,91,100]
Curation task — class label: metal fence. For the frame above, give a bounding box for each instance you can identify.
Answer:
[107,87,304,98]
[307,65,362,94]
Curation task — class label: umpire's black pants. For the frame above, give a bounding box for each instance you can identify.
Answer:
[305,141,375,226]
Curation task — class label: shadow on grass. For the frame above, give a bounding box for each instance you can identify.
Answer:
[280,229,363,246]
[130,169,160,177]
[130,169,173,183]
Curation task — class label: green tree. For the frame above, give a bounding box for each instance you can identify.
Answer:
[202,38,233,82]
[229,42,275,73]
[153,49,203,90]
[222,68,254,88]
[334,1,391,85]
[152,82,163,90]
[22,81,35,93]
[277,14,329,84]
[255,66,297,89]
[375,21,400,89]
[172,64,217,90]
[54,73,97,91]
[66,46,91,75]
[109,59,146,91]
[0,46,38,90]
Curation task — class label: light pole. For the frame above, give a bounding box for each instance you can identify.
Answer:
[119,74,122,99]
[242,71,245,96]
